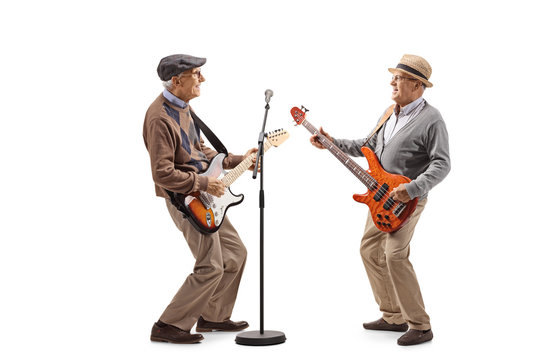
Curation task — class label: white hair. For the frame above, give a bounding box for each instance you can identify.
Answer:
[162,79,173,90]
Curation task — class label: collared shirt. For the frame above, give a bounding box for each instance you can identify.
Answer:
[384,97,425,144]
[163,89,188,109]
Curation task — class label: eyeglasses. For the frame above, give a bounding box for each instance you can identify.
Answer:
[391,75,417,82]
[180,70,203,79]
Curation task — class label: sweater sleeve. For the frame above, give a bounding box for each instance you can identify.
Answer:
[146,118,208,194]
[333,127,378,158]
[404,119,451,199]
[222,154,245,169]
[199,138,244,169]
[332,110,385,157]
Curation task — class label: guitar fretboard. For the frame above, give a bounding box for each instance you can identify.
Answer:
[301,119,378,190]
[221,140,273,187]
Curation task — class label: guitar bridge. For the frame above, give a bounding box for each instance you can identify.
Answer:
[393,202,406,217]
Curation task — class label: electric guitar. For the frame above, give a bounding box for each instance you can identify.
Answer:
[290,106,417,233]
[173,129,289,234]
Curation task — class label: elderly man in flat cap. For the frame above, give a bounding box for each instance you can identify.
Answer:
[143,54,256,344]
[310,54,450,346]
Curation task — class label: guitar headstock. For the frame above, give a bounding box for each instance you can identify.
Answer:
[266,128,290,147]
[290,106,308,125]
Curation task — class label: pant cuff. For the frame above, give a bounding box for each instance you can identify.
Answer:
[409,323,431,331]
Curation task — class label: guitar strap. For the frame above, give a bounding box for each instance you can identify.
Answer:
[165,109,229,215]
[190,109,228,156]
[362,104,396,147]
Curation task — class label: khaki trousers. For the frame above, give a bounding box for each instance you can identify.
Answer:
[159,199,247,331]
[360,198,430,331]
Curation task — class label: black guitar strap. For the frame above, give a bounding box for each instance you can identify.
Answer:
[190,109,228,156]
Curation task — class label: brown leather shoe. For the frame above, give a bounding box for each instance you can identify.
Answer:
[196,316,249,332]
[363,318,408,332]
[397,329,433,346]
[150,321,204,344]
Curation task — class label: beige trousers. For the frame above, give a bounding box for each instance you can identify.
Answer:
[159,199,247,331]
[360,198,430,331]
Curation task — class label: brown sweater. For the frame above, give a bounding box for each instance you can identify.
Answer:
[143,94,244,198]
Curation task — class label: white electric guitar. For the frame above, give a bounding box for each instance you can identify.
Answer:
[170,129,289,233]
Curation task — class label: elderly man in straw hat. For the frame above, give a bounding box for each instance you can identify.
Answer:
[143,54,256,344]
[310,54,450,346]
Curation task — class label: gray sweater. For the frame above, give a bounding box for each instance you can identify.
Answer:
[334,102,451,200]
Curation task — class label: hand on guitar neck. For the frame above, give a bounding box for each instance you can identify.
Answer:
[309,127,334,149]
[243,147,259,171]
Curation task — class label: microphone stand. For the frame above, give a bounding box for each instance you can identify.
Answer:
[235,95,286,346]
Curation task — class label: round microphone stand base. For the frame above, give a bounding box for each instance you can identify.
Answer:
[235,330,286,346]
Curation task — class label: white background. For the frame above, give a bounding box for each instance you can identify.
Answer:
[1,0,539,359]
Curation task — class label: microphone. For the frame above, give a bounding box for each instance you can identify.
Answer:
[265,89,273,104]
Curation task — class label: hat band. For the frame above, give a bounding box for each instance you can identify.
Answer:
[396,63,428,81]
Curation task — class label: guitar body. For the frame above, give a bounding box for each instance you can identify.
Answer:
[176,153,244,234]
[353,147,418,233]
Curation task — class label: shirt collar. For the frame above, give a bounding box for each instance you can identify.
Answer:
[163,89,188,109]
[395,96,424,116]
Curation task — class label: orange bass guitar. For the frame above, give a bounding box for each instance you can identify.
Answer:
[290,106,417,233]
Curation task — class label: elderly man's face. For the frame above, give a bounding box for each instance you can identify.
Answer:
[390,70,423,106]
[172,67,206,102]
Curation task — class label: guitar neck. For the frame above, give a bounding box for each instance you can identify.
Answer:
[221,141,273,187]
[301,119,376,189]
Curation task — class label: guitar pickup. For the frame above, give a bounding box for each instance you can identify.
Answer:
[383,197,395,210]
[373,183,389,202]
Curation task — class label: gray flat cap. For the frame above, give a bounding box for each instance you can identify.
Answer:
[157,54,206,81]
